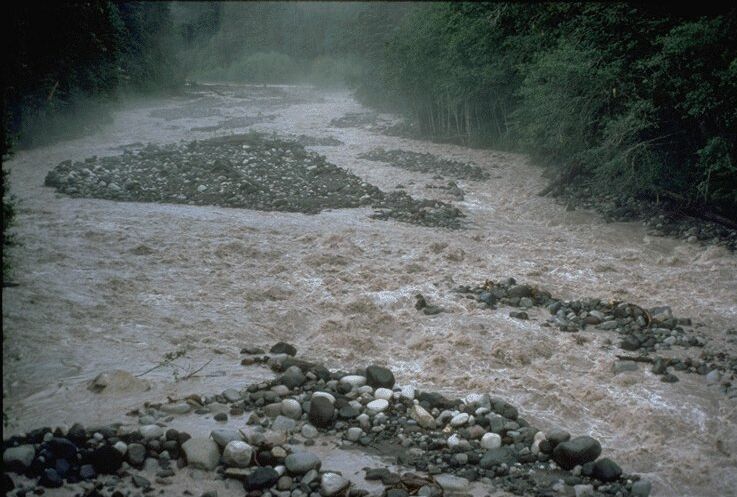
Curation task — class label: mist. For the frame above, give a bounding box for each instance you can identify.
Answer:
[3,4,737,497]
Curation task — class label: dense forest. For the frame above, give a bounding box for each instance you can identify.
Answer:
[361,3,737,223]
[3,2,736,227]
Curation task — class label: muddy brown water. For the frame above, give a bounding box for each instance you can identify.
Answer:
[3,84,737,497]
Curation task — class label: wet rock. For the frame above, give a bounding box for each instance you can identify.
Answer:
[552,436,602,470]
[271,342,297,356]
[281,366,306,389]
[546,430,571,448]
[301,424,318,439]
[272,415,298,432]
[706,370,721,384]
[211,428,243,448]
[612,361,639,375]
[285,452,321,474]
[91,445,124,474]
[374,388,394,400]
[508,285,533,298]
[246,467,280,490]
[308,396,335,428]
[132,474,152,489]
[387,489,409,497]
[366,365,395,389]
[434,474,469,494]
[223,441,253,468]
[592,458,622,482]
[281,398,303,419]
[321,472,350,496]
[47,437,78,459]
[340,375,367,389]
[140,424,164,440]
[161,402,192,414]
[345,427,363,442]
[364,468,400,485]
[410,405,436,429]
[632,480,652,497]
[3,445,35,472]
[366,399,389,413]
[480,447,515,468]
[620,336,641,351]
[574,484,594,497]
[449,413,469,427]
[39,468,63,488]
[182,438,221,470]
[79,464,96,480]
[480,433,502,450]
[127,443,147,466]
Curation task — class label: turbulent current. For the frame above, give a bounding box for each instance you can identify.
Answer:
[3,84,737,497]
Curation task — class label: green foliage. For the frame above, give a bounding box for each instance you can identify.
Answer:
[357,3,737,219]
[697,138,737,208]
[3,2,185,151]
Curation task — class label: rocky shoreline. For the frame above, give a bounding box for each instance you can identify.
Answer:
[453,278,736,396]
[329,108,737,253]
[3,344,653,497]
[43,133,464,229]
[544,181,737,252]
[357,149,489,182]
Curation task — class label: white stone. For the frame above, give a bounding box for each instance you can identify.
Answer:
[450,413,469,427]
[447,434,462,449]
[400,385,415,400]
[113,441,127,455]
[197,185,207,192]
[281,399,303,419]
[480,433,501,450]
[366,399,389,412]
[182,438,220,470]
[374,388,393,400]
[223,441,253,468]
[321,473,349,496]
[140,425,164,440]
[346,427,363,442]
[340,375,367,388]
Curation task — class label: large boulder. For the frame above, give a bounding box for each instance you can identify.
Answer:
[246,467,280,490]
[3,445,35,472]
[592,458,622,482]
[552,436,602,470]
[479,447,515,469]
[308,396,335,428]
[366,365,395,389]
[222,441,253,468]
[182,438,221,470]
[285,452,322,474]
